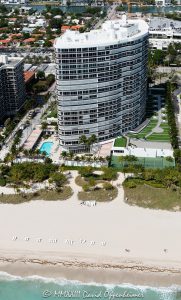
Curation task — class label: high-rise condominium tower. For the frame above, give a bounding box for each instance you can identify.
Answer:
[54,16,149,152]
[0,55,26,122]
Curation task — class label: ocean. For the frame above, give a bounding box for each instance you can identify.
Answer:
[0,272,181,300]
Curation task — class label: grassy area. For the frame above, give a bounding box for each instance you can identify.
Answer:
[78,187,118,202]
[110,156,175,169]
[75,175,86,187]
[147,122,170,142]
[0,186,73,204]
[75,175,105,187]
[124,185,181,211]
[114,137,127,147]
[127,118,158,139]
[146,134,170,142]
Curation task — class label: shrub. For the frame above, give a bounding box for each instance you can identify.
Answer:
[103,182,114,190]
[49,172,67,187]
[9,162,58,183]
[124,155,138,162]
[124,180,137,189]
[82,184,90,192]
[166,156,174,162]
[79,166,93,178]
[0,177,6,186]
[88,178,96,187]
[101,167,117,181]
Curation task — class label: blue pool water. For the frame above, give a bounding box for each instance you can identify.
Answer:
[39,142,53,156]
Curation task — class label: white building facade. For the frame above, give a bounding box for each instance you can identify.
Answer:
[54,17,149,152]
[155,0,171,6]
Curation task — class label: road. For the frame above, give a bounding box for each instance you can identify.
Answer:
[173,88,181,148]
[93,4,119,30]
[156,66,181,73]
[0,91,56,161]
[20,94,56,147]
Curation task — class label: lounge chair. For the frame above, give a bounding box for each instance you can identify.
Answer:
[90,241,95,245]
[101,241,106,246]
[80,239,86,244]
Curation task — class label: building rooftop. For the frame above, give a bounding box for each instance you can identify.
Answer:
[54,16,148,48]
[149,17,181,33]
[24,71,35,83]
[0,55,23,67]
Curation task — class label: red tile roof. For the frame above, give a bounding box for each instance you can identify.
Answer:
[61,25,82,32]
[23,38,36,43]
[0,27,8,31]
[10,33,22,37]
[0,39,11,44]
[9,18,17,21]
[24,71,35,83]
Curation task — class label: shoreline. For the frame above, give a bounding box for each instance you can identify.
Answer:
[1,253,181,287]
[0,172,181,289]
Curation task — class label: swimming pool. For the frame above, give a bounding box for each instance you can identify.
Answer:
[39,142,53,156]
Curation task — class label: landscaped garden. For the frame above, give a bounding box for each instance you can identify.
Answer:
[126,85,174,143]
[76,166,118,202]
[0,162,73,203]
[146,119,170,142]
[0,187,73,204]
[127,117,158,139]
[123,168,181,211]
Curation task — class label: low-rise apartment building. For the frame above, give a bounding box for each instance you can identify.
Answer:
[149,18,181,49]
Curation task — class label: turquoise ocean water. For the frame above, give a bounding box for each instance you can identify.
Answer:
[0,272,181,300]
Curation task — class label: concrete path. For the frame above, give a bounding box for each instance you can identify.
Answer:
[145,95,164,139]
[174,88,181,147]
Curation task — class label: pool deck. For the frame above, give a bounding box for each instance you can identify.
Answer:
[39,137,60,162]
[23,126,43,151]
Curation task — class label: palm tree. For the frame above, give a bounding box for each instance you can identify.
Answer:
[41,122,47,130]
[33,149,41,158]
[80,155,85,161]
[75,156,80,161]
[89,134,97,145]
[61,151,67,159]
[69,151,74,160]
[79,135,87,145]
[29,149,34,157]
[23,149,29,157]
[99,156,105,163]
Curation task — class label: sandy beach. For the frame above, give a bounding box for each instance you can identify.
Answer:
[0,171,181,286]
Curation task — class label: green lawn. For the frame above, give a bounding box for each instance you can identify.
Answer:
[110,156,175,169]
[124,185,181,211]
[114,137,127,147]
[147,122,170,142]
[127,118,158,139]
[147,134,170,142]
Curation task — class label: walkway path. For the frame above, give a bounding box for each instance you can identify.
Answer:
[174,88,181,147]
[145,95,164,139]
